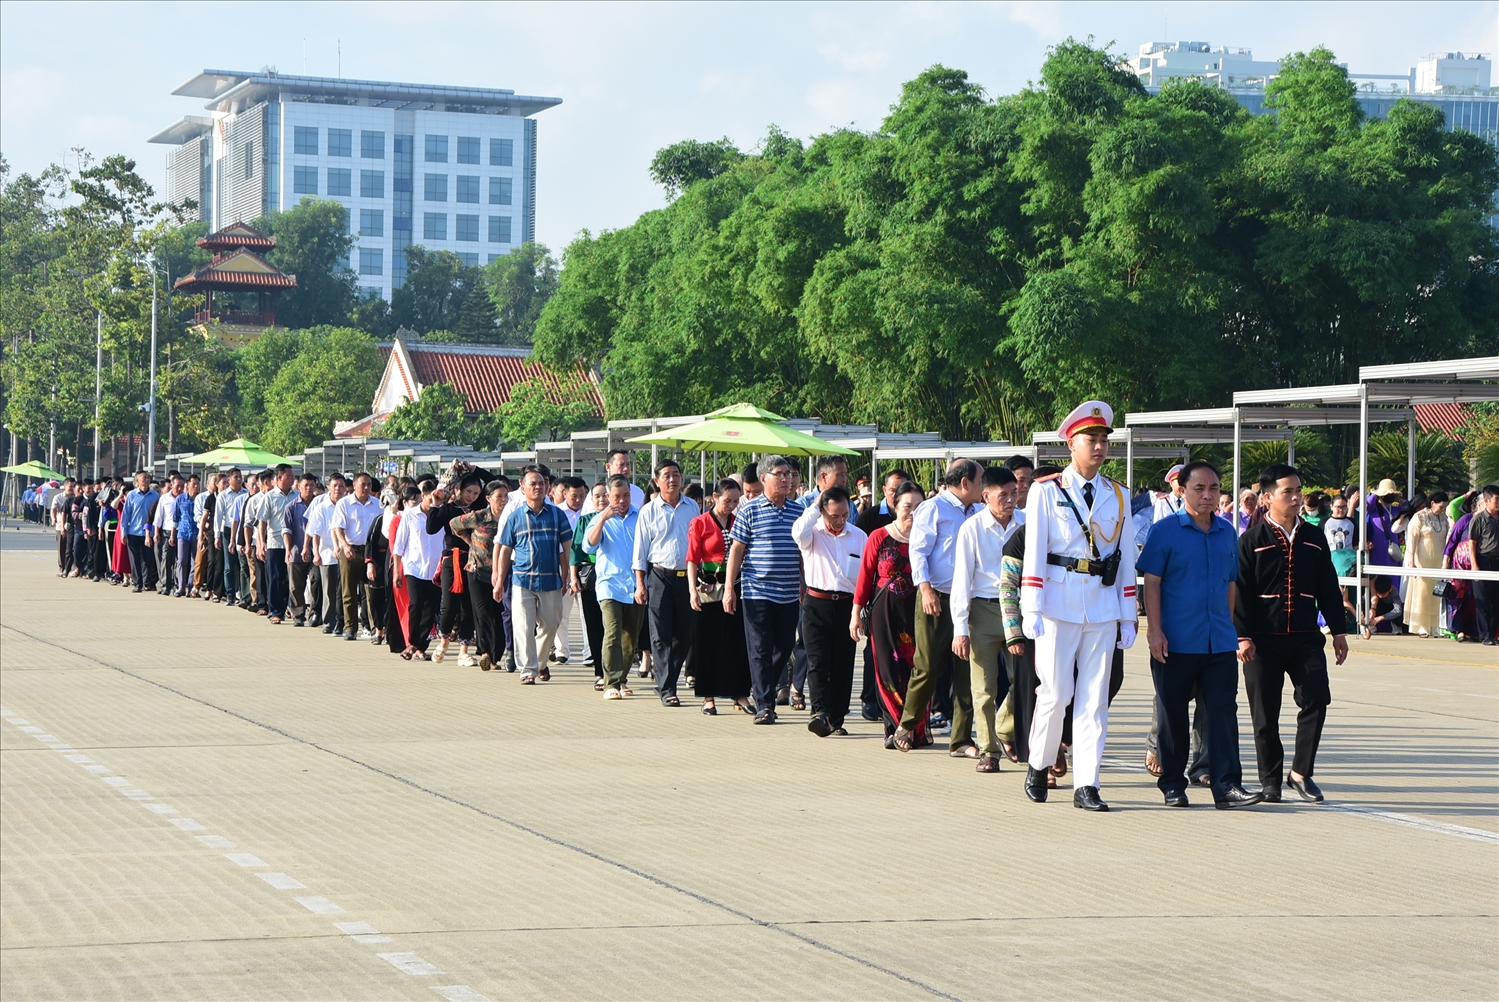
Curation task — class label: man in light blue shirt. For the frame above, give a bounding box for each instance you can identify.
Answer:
[120,471,159,592]
[896,459,982,752]
[585,476,642,698]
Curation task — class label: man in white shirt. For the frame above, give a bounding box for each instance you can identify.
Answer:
[152,476,181,595]
[332,472,382,640]
[214,469,248,606]
[633,459,699,706]
[552,476,590,664]
[306,475,346,634]
[580,449,644,514]
[951,466,1025,772]
[792,486,866,737]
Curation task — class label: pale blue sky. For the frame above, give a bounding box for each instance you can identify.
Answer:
[2,1,1494,253]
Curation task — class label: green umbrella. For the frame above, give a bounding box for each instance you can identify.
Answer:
[1,460,67,480]
[181,438,290,468]
[626,403,858,457]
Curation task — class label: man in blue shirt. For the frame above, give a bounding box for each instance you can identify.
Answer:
[725,454,805,724]
[120,471,160,593]
[1139,460,1263,809]
[495,465,573,684]
[586,476,642,698]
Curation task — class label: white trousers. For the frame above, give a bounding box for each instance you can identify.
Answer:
[552,591,577,657]
[1028,618,1117,790]
[511,585,565,677]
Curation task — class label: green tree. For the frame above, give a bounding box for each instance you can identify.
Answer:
[379,381,469,443]
[484,242,557,345]
[498,376,598,449]
[254,199,358,329]
[258,327,382,454]
[1345,431,1468,495]
[649,138,744,199]
[452,280,499,342]
[390,246,477,332]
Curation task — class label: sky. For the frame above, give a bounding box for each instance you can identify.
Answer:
[2,0,1495,254]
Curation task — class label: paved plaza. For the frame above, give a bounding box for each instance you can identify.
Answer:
[1,522,1495,1000]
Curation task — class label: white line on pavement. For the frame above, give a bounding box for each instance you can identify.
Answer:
[293,896,346,915]
[433,986,493,1002]
[378,952,442,976]
[256,872,308,890]
[335,921,393,944]
[167,818,207,831]
[224,854,269,867]
[196,835,235,848]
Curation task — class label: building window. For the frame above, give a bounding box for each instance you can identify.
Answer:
[327,168,352,197]
[424,174,447,201]
[294,165,318,194]
[360,169,385,199]
[360,286,384,299]
[457,136,480,164]
[294,126,318,155]
[455,214,479,242]
[488,254,502,264]
[488,215,512,243]
[359,248,383,276]
[424,134,448,162]
[423,212,447,240]
[361,130,385,159]
[243,141,255,179]
[328,129,352,158]
[456,175,480,204]
[458,252,479,267]
[489,176,512,205]
[360,208,384,237]
[490,138,513,166]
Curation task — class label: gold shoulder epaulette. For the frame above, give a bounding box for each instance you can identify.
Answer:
[1034,472,1063,484]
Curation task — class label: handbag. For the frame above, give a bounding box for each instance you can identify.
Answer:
[576,560,597,591]
[695,568,725,605]
[1432,579,1451,598]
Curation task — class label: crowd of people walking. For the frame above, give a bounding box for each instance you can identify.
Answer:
[22,397,1499,811]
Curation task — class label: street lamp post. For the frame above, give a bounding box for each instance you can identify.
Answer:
[93,311,102,480]
[146,256,159,470]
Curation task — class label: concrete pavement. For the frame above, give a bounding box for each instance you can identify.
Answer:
[2,522,1495,1000]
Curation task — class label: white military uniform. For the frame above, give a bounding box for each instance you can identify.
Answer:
[1021,434,1138,792]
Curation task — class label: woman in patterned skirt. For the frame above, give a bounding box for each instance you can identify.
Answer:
[851,481,926,749]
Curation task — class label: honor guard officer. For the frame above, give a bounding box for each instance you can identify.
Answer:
[1020,400,1139,811]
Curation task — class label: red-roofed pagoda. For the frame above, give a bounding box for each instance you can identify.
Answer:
[174,223,296,338]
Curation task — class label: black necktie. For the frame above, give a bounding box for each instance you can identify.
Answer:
[1083,482,1095,511]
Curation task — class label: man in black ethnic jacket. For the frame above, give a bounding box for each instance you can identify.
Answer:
[1234,464,1349,804]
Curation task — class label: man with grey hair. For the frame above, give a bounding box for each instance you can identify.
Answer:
[725,454,805,724]
[893,458,983,753]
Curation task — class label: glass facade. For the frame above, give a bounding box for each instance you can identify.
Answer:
[294,126,318,155]
[328,128,353,158]
[456,175,480,203]
[360,208,384,237]
[293,165,318,194]
[424,173,447,201]
[327,167,352,197]
[456,213,479,241]
[489,176,511,205]
[490,138,512,166]
[359,248,383,275]
[425,134,448,162]
[457,136,480,164]
[361,130,385,159]
[392,134,414,288]
[458,252,479,267]
[488,215,511,243]
[423,212,446,240]
[360,169,384,199]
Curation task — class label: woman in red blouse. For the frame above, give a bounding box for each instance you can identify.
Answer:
[686,479,752,714]
[851,481,927,749]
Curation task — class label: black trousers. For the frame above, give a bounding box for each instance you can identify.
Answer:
[804,594,856,728]
[91,534,109,580]
[1243,632,1331,785]
[580,585,605,676]
[405,575,441,652]
[126,534,155,589]
[1005,639,1038,763]
[743,598,800,715]
[647,567,693,698]
[469,572,502,659]
[1475,557,1498,641]
[71,529,90,576]
[439,558,474,640]
[1151,651,1244,801]
[265,549,289,619]
[58,529,71,573]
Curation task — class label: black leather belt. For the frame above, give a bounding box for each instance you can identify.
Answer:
[1046,554,1105,576]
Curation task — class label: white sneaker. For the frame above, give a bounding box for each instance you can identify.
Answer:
[457,652,476,667]
[603,687,622,700]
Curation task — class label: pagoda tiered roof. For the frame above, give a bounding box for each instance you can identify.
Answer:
[196,222,276,254]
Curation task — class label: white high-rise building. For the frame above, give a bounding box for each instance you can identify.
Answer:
[149,69,561,301]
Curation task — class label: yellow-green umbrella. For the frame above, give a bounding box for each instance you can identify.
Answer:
[181,438,290,468]
[626,403,858,457]
[1,460,66,480]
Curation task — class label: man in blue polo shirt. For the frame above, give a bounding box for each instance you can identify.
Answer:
[120,471,160,593]
[1139,459,1263,810]
[495,465,573,684]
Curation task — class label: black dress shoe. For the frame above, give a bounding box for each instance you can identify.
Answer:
[1163,790,1190,808]
[753,710,776,725]
[1024,766,1049,803]
[1215,786,1266,810]
[861,701,881,722]
[1260,784,1282,803]
[807,714,832,737]
[1288,775,1324,802]
[1073,786,1110,812]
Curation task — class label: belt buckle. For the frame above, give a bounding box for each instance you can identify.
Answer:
[1075,558,1091,574]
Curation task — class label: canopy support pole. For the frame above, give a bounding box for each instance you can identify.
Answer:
[1286,430,1295,466]
[1357,384,1369,626]
[1125,429,1134,492]
[1407,417,1417,496]
[1231,408,1241,495]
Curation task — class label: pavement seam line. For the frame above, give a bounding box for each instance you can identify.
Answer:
[1,703,485,1000]
[1,624,965,1002]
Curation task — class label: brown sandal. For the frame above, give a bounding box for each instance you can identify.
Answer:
[893,727,915,752]
[975,754,1001,773]
[1053,746,1068,779]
